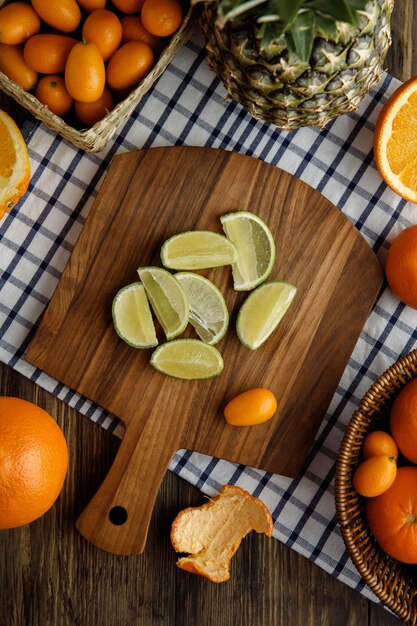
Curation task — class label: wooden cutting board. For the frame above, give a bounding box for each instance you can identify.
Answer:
[26,147,383,555]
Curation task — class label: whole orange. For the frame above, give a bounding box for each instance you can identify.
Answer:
[35,75,73,117]
[367,466,417,563]
[385,225,417,309]
[224,388,277,426]
[0,397,68,529]
[0,43,38,91]
[82,10,123,62]
[111,0,145,13]
[141,0,182,37]
[0,2,41,45]
[106,41,153,90]
[75,87,114,126]
[65,41,105,103]
[121,15,164,53]
[24,34,77,74]
[31,0,81,33]
[390,377,417,463]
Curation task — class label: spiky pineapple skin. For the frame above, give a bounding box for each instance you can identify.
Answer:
[201,0,393,129]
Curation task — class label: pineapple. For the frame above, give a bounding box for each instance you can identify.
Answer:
[196,0,394,129]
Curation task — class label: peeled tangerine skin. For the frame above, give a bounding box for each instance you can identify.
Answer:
[170,485,273,582]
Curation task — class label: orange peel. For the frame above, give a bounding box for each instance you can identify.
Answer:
[170,484,273,583]
[0,110,30,220]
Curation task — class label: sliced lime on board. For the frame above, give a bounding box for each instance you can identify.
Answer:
[237,281,297,350]
[220,211,276,291]
[176,272,229,345]
[112,282,158,349]
[161,231,237,270]
[151,339,224,379]
[138,266,189,340]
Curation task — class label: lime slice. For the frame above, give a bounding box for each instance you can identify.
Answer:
[220,211,276,291]
[151,339,224,379]
[112,283,158,349]
[237,281,296,350]
[160,231,237,270]
[138,267,189,340]
[176,272,229,345]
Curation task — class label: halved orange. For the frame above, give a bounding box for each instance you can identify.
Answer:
[0,109,30,220]
[374,76,417,203]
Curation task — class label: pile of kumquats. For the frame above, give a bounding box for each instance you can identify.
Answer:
[0,0,184,126]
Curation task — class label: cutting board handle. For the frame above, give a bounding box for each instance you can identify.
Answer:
[76,415,179,555]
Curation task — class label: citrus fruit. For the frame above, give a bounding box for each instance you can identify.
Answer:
[161,231,237,270]
[236,281,296,350]
[0,2,41,45]
[35,75,73,117]
[111,0,145,13]
[385,225,417,309]
[82,10,123,62]
[352,455,397,497]
[150,339,224,379]
[106,41,154,90]
[141,0,182,37]
[112,282,158,348]
[121,15,164,53]
[374,76,417,203]
[220,211,276,291]
[362,430,398,460]
[367,466,417,563]
[224,388,277,426]
[0,397,68,529]
[0,43,38,91]
[390,377,417,463]
[74,88,114,126]
[137,266,189,340]
[176,272,229,345]
[65,41,105,103]
[24,34,77,74]
[31,0,82,33]
[77,0,106,11]
[0,109,30,220]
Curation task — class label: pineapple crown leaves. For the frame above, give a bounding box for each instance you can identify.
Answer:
[212,0,370,61]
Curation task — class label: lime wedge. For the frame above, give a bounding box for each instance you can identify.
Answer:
[151,339,224,379]
[138,267,189,340]
[176,272,229,345]
[220,211,276,291]
[112,283,158,349]
[237,281,296,350]
[161,231,237,270]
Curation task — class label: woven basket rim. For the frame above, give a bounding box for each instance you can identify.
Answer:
[335,348,417,624]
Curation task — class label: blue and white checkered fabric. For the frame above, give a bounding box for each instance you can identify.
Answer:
[1,29,416,603]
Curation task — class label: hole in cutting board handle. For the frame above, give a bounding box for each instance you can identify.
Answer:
[109,506,128,526]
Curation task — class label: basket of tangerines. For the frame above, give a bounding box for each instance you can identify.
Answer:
[336,350,417,624]
[0,0,196,151]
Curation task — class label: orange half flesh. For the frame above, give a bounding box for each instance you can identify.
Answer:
[0,110,30,219]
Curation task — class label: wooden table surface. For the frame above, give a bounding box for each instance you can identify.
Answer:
[0,3,415,624]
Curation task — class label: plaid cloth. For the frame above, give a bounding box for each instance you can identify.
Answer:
[0,29,415,604]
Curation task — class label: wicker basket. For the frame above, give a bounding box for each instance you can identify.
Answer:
[335,350,417,624]
[0,0,197,152]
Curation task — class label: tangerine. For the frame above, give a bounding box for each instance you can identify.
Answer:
[352,455,397,497]
[141,0,182,37]
[77,0,106,10]
[0,397,68,529]
[367,466,417,563]
[0,43,38,91]
[35,75,73,117]
[106,41,153,90]
[65,41,106,103]
[391,377,417,463]
[31,0,82,33]
[82,10,123,62]
[224,388,277,426]
[385,225,417,309]
[111,0,145,13]
[74,87,114,126]
[24,34,77,74]
[362,430,398,460]
[121,15,164,53]
[0,2,41,45]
